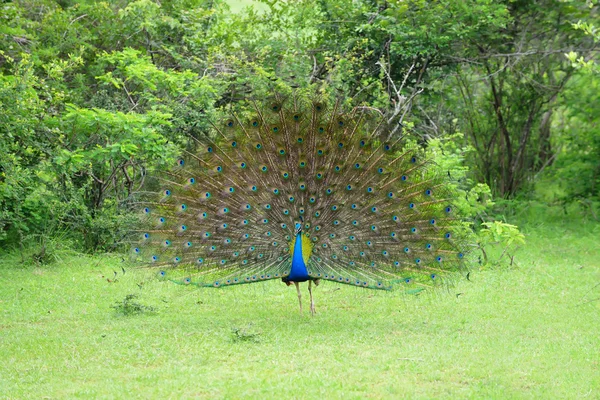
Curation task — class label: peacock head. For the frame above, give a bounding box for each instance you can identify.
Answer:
[294,222,302,235]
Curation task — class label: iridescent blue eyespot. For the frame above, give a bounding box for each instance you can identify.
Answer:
[387,192,394,198]
[240,162,247,169]
[251,186,257,191]
[445,206,452,213]
[143,207,150,214]
[346,185,352,190]
[411,227,417,233]
[352,220,358,226]
[371,207,377,212]
[354,163,361,169]
[404,247,410,253]
[351,204,358,209]
[445,232,452,239]
[216,166,223,172]
[430,219,436,225]
[178,159,185,166]
[261,166,268,172]
[378,168,384,174]
[425,189,432,196]
[458,253,464,259]
[163,190,171,196]
[436,256,442,262]
[411,156,417,163]
[367,187,373,193]
[371,225,377,231]
[390,232,397,238]
[392,215,399,221]
[425,243,432,249]
[331,205,338,211]
[230,140,237,147]
[409,203,415,209]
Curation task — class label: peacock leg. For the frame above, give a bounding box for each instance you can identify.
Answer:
[294,281,302,313]
[308,280,315,316]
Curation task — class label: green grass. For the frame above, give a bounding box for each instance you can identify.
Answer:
[1,220,599,399]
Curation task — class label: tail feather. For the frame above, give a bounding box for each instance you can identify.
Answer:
[129,92,470,290]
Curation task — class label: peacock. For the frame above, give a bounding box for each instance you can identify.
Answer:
[130,91,470,314]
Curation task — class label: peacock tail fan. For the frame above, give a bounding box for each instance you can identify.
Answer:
[129,91,471,294]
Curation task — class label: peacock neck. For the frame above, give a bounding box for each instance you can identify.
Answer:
[288,232,310,282]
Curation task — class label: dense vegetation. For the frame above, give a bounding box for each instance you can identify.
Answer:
[0,0,598,254]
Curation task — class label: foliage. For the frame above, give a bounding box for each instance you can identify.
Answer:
[111,293,156,316]
[0,0,598,251]
[477,221,526,267]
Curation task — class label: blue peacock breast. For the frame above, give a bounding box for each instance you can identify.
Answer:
[286,232,310,282]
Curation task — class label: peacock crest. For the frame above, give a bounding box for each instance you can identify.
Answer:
[130,91,470,313]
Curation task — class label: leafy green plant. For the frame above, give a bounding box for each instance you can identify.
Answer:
[477,221,526,267]
[111,294,155,316]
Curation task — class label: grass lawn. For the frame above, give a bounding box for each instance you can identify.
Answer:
[1,219,599,399]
